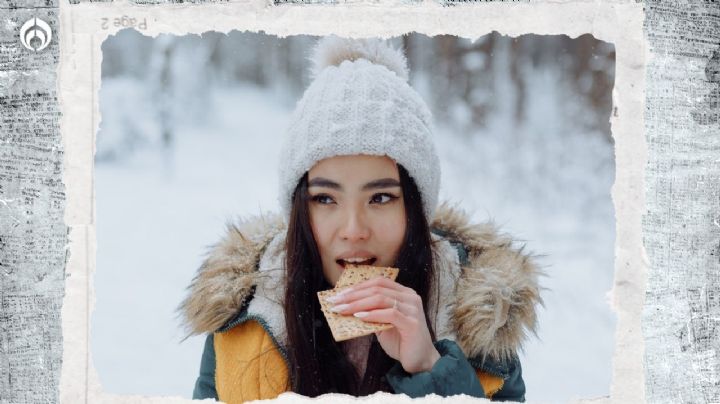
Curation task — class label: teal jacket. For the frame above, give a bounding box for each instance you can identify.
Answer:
[193,332,525,401]
[180,203,541,402]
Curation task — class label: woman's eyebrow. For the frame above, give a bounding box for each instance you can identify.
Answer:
[307,177,400,191]
[361,178,401,190]
[308,177,341,189]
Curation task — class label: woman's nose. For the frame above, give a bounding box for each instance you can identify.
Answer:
[339,210,370,241]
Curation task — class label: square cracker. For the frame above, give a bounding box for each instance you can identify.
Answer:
[335,265,399,288]
[317,265,400,342]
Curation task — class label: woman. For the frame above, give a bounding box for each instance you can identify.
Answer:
[180,37,542,403]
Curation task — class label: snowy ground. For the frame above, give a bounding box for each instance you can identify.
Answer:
[93,78,616,403]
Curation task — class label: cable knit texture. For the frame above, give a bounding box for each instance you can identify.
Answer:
[278,36,441,221]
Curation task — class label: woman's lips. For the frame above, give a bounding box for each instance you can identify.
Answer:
[336,258,377,268]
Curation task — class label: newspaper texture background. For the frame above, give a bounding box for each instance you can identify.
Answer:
[0,1,715,404]
[0,2,66,404]
[641,2,720,404]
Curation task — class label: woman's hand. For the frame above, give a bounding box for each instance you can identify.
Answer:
[327,276,440,373]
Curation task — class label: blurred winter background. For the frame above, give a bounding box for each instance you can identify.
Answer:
[93,30,616,403]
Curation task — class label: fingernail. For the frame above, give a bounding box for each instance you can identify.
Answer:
[353,311,369,318]
[327,288,352,303]
[330,304,349,313]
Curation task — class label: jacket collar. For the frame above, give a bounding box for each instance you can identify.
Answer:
[180,202,542,362]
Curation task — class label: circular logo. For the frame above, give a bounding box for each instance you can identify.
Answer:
[20,18,52,52]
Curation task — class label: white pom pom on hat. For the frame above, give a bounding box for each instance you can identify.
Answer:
[278,36,441,221]
[310,36,409,81]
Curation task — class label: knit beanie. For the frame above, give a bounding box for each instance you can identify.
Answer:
[278,36,441,221]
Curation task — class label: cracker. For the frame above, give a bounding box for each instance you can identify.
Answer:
[317,289,394,341]
[317,265,400,342]
[335,265,399,288]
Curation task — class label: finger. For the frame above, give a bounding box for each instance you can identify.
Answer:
[346,279,422,308]
[330,294,417,316]
[330,293,399,313]
[353,276,409,293]
[353,307,416,330]
[324,286,355,303]
[330,285,405,305]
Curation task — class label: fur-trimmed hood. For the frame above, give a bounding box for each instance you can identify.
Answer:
[179,202,543,362]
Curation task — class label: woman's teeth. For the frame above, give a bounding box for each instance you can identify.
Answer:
[338,258,376,267]
[345,258,372,263]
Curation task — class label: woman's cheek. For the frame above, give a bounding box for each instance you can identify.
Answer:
[377,210,406,243]
[309,214,334,267]
[309,210,331,242]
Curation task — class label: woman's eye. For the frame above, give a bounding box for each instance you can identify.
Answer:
[370,193,397,204]
[311,194,335,205]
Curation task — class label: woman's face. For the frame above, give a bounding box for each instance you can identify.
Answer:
[307,154,407,287]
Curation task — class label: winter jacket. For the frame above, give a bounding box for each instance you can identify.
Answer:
[180,203,542,403]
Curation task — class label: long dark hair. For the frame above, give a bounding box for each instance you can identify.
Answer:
[283,163,437,396]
